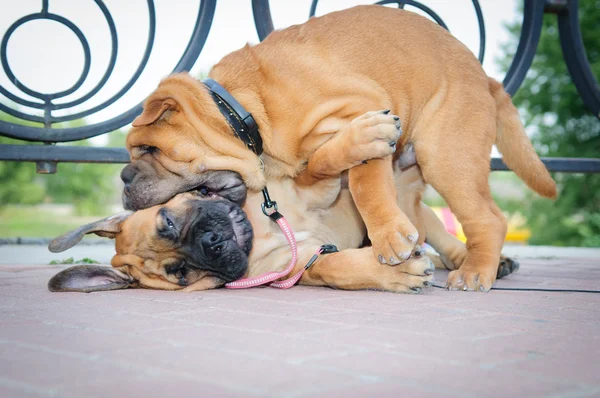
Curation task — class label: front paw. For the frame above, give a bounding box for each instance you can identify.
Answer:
[381,255,435,293]
[368,216,419,265]
[347,109,403,165]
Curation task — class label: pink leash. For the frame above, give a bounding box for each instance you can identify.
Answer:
[270,246,324,289]
[225,215,301,289]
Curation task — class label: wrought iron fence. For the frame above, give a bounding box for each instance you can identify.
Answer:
[1,0,599,173]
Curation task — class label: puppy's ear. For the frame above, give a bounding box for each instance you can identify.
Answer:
[132,98,177,127]
[48,211,132,253]
[48,265,134,293]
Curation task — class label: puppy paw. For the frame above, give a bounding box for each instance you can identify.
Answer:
[381,255,435,293]
[347,109,402,165]
[368,215,418,266]
[446,264,497,292]
[497,256,520,279]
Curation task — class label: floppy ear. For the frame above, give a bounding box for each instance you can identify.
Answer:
[48,265,134,293]
[132,98,177,127]
[48,211,132,253]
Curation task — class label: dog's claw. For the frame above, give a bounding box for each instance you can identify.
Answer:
[398,251,411,261]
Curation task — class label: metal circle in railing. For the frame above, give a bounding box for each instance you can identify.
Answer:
[1,13,91,104]
[52,0,119,113]
[0,0,216,142]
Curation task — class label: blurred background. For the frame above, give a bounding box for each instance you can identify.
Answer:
[1,0,598,247]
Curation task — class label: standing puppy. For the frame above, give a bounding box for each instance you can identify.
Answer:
[125,5,555,292]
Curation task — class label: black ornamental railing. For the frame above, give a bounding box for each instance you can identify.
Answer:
[1,0,599,173]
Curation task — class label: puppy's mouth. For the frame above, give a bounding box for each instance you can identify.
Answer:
[228,207,253,254]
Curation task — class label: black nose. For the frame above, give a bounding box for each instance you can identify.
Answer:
[201,232,225,256]
[120,164,137,186]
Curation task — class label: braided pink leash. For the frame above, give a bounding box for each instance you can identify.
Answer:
[225,215,299,289]
[270,247,324,289]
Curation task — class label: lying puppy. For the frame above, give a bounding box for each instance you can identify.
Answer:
[47,189,435,293]
[48,113,518,293]
[123,5,554,291]
[50,113,439,293]
[47,186,517,293]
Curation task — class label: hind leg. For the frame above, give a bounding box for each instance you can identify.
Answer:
[420,202,519,279]
[393,146,518,282]
[415,113,506,291]
[425,172,506,291]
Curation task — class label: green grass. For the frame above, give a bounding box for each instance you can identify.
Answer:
[49,257,99,265]
[0,205,106,238]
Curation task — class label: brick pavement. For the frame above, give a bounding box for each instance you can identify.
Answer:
[1,256,599,397]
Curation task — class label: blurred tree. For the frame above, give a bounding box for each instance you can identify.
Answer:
[501,1,600,247]
[0,112,126,215]
[0,115,46,205]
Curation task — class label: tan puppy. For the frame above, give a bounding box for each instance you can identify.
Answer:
[123,5,554,291]
[49,113,437,293]
[48,113,517,293]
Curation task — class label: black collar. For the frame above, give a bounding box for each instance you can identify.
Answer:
[204,78,278,219]
[203,79,263,156]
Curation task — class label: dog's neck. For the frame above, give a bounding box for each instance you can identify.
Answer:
[208,45,300,179]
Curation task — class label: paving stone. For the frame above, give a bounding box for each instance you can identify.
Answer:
[0,256,599,397]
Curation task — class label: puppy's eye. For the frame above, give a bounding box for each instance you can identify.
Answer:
[139,145,158,154]
[159,208,175,229]
[191,186,214,198]
[165,261,186,275]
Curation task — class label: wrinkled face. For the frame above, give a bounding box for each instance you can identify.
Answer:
[119,193,253,289]
[121,150,247,211]
[121,73,266,211]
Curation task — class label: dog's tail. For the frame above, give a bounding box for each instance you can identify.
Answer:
[490,78,557,199]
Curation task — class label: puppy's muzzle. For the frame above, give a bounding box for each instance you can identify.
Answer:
[120,163,136,194]
[120,160,247,211]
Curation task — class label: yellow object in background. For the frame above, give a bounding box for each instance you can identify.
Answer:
[430,207,531,244]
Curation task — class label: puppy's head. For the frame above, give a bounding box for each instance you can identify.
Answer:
[48,193,253,293]
[122,73,266,210]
